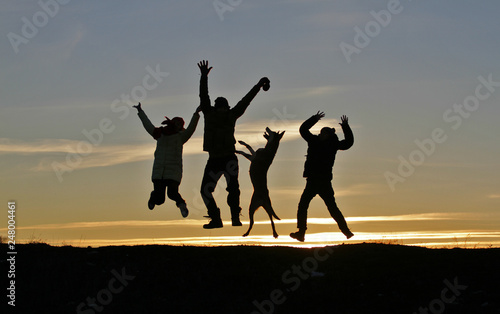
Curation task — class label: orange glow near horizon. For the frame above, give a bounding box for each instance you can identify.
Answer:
[5,212,499,249]
[12,231,500,249]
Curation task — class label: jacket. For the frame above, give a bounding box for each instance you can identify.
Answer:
[300,115,354,180]
[138,110,200,182]
[199,74,260,157]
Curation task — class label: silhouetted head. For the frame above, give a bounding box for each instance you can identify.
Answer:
[171,117,185,132]
[161,116,185,133]
[214,97,229,112]
[263,127,285,143]
[319,127,337,141]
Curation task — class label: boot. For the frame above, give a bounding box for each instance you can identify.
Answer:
[203,208,223,229]
[148,192,155,210]
[231,207,242,227]
[290,228,306,242]
[177,203,188,218]
[203,217,223,229]
[342,229,354,239]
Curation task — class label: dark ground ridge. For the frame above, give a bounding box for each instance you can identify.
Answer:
[4,243,500,313]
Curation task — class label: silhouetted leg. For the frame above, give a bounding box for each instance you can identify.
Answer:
[165,179,189,217]
[200,159,223,220]
[224,154,242,225]
[165,179,185,206]
[318,181,353,237]
[263,197,279,238]
[263,192,279,220]
[151,179,167,205]
[297,179,318,230]
[243,194,259,237]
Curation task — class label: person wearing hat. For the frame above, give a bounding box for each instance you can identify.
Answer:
[133,102,201,217]
[290,111,355,242]
[197,60,270,229]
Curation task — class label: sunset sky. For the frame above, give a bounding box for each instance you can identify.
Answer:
[1,1,499,248]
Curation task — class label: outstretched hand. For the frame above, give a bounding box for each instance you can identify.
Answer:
[339,115,348,126]
[313,111,325,120]
[258,77,270,91]
[198,60,212,76]
[133,102,142,111]
[195,105,202,114]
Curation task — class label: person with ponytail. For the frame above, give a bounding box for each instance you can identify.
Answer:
[133,102,201,217]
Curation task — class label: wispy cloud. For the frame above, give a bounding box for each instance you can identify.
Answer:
[60,24,86,61]
[11,219,202,230]
[7,212,477,231]
[0,138,77,154]
[31,141,155,171]
[3,117,345,172]
[1,137,195,172]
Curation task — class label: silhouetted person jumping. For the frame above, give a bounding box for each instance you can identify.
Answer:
[198,60,270,229]
[133,102,200,217]
[290,111,354,242]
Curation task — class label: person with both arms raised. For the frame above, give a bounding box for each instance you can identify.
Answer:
[133,102,201,217]
[290,111,355,242]
[197,60,270,229]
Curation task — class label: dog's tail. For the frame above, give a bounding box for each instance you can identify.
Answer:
[271,209,280,221]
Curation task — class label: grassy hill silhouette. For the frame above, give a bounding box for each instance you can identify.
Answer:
[10,243,500,313]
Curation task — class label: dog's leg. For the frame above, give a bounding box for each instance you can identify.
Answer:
[263,202,279,238]
[261,195,280,238]
[243,198,258,237]
[270,217,278,238]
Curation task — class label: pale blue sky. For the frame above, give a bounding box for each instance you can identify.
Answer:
[1,1,499,246]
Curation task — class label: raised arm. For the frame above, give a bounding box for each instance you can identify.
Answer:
[231,77,270,118]
[180,106,202,143]
[198,60,213,114]
[299,111,324,142]
[338,115,354,150]
[133,103,155,136]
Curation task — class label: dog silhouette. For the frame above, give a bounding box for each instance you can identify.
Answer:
[236,128,285,238]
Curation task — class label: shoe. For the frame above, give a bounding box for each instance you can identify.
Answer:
[344,231,354,239]
[148,192,155,210]
[232,217,242,227]
[178,203,189,218]
[290,230,305,242]
[203,218,223,229]
[231,207,242,226]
